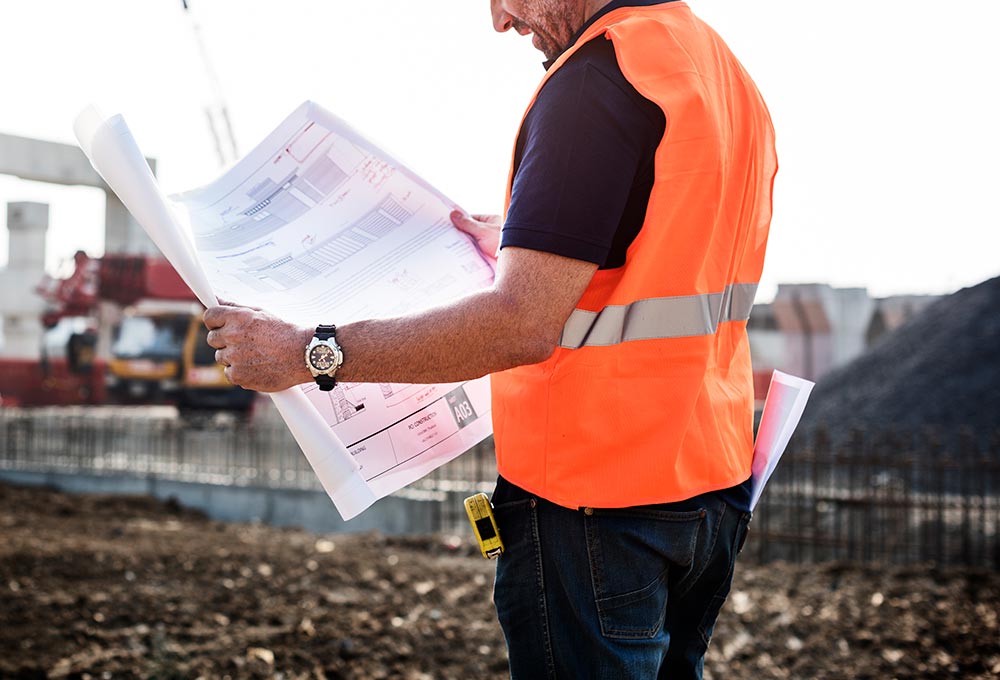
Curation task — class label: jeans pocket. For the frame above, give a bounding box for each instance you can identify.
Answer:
[491,499,536,613]
[492,498,534,555]
[696,509,752,647]
[586,507,706,640]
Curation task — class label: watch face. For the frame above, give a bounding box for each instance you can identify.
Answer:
[309,344,338,371]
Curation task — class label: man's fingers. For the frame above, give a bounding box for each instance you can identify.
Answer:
[206,329,224,349]
[204,303,264,331]
[451,210,502,235]
[451,211,501,261]
[471,214,502,227]
[450,210,479,233]
[209,300,263,324]
[203,305,228,330]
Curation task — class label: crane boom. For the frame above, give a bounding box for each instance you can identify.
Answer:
[181,0,239,166]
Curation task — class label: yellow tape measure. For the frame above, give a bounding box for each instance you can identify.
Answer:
[464,493,504,559]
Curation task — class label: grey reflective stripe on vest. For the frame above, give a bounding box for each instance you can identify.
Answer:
[558,282,758,349]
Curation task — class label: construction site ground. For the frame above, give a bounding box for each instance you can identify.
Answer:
[1,481,997,680]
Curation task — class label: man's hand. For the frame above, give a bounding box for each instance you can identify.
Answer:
[451,211,501,262]
[203,303,313,393]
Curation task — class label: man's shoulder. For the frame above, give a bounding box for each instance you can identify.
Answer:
[549,36,622,86]
[535,36,663,128]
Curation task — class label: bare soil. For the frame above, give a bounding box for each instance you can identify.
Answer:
[1,482,997,679]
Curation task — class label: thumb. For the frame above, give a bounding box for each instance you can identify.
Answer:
[450,210,490,236]
[471,214,502,227]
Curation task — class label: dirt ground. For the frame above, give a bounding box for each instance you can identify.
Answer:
[0,482,997,680]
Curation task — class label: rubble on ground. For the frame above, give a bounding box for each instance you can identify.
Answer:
[1,482,998,679]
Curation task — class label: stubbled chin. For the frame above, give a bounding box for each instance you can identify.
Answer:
[532,33,559,60]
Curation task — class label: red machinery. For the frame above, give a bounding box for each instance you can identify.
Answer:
[1,253,200,407]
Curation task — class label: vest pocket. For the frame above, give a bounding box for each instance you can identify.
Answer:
[585,507,705,639]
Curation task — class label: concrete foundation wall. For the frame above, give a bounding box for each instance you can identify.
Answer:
[0,470,440,536]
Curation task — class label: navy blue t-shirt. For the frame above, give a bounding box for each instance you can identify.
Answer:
[501,33,663,269]
[499,0,753,511]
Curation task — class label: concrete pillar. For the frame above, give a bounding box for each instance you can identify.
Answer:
[95,300,123,362]
[105,192,160,256]
[0,202,49,358]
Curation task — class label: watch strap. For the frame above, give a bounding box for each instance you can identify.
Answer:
[311,325,341,391]
[315,324,337,341]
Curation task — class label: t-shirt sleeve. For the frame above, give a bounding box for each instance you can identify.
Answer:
[500,37,664,267]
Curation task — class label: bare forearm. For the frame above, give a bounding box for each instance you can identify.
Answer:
[335,288,554,384]
[205,247,596,393]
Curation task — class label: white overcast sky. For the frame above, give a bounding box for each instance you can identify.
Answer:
[1,0,998,302]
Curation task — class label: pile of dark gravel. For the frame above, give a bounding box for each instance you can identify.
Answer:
[800,276,1000,432]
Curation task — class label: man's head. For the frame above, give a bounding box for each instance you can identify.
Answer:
[491,0,598,61]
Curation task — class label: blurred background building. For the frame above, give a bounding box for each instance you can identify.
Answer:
[748,283,940,401]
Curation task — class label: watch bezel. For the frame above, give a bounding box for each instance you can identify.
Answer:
[305,334,344,379]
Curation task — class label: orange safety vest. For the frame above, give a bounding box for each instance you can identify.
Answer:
[492,2,777,509]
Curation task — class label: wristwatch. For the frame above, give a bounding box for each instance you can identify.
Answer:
[305,324,344,391]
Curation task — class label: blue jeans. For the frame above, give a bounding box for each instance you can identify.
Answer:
[491,476,751,679]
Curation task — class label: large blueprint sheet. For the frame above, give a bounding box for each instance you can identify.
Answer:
[75,102,495,520]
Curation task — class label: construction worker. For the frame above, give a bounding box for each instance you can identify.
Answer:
[205,0,775,676]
